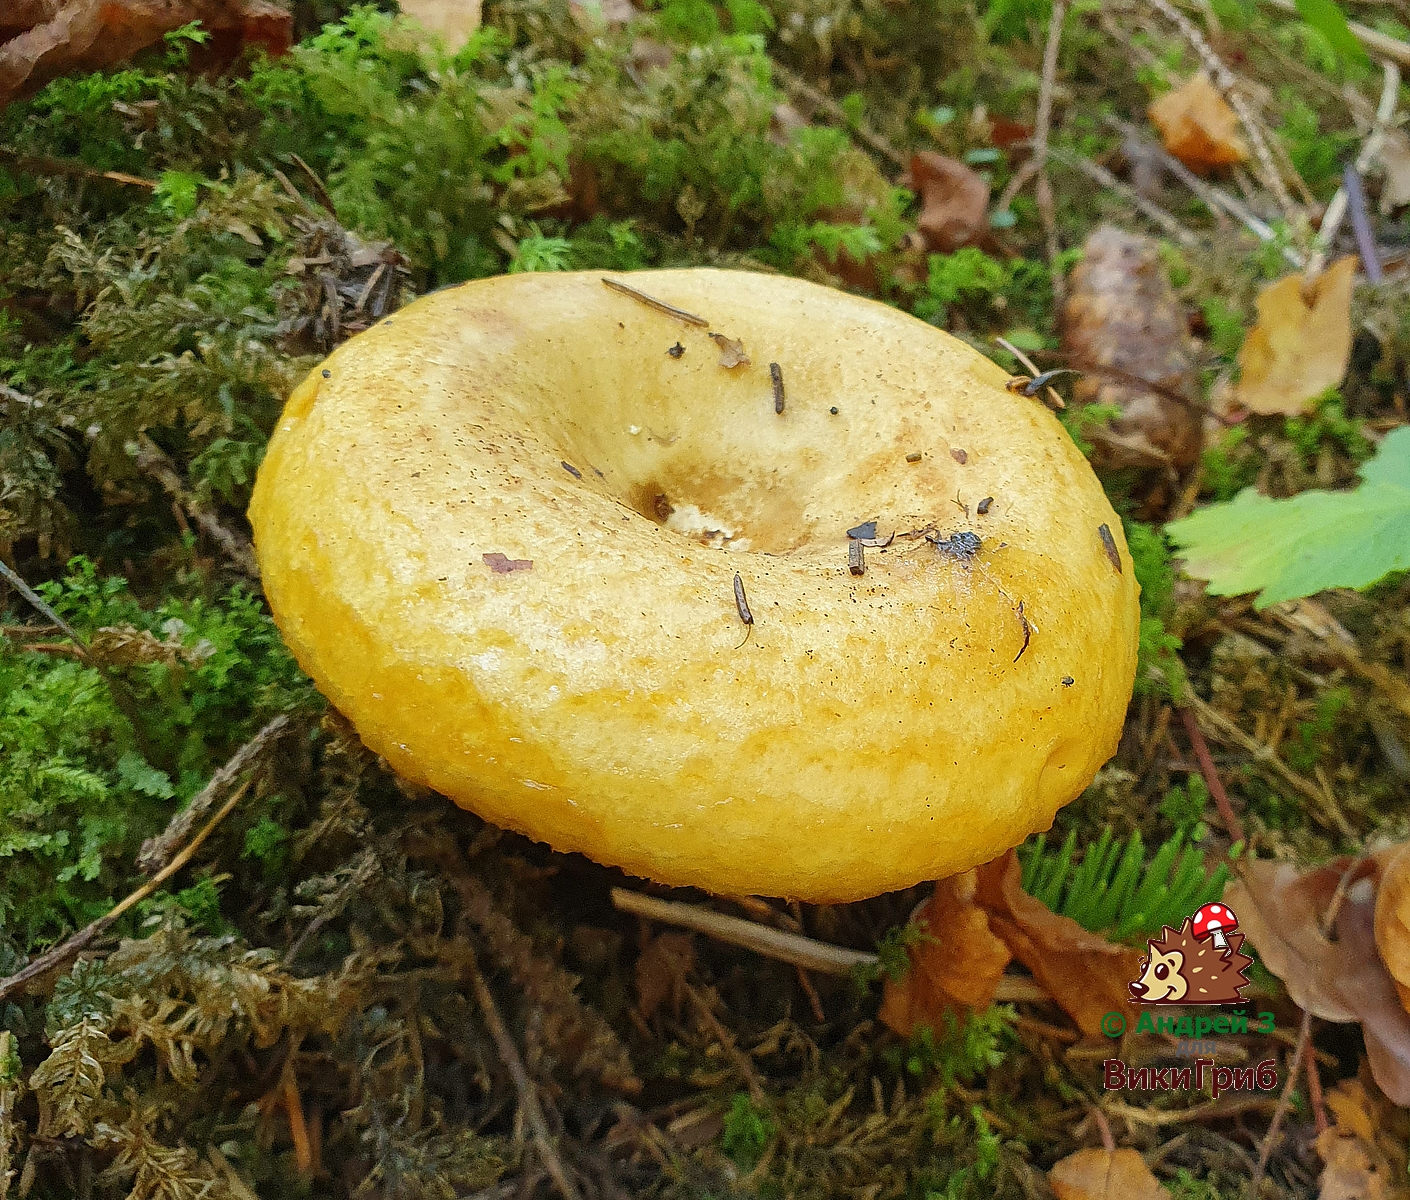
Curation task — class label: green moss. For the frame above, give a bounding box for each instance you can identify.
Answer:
[0,558,316,950]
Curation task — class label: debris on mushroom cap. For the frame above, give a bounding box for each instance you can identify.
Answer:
[709,332,749,368]
[249,268,1140,902]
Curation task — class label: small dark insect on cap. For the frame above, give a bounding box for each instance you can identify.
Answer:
[977,496,993,515]
[561,461,583,479]
[321,369,331,378]
[905,451,922,463]
[1098,523,1122,573]
[829,407,839,415]
[1062,676,1074,686]
[667,342,685,358]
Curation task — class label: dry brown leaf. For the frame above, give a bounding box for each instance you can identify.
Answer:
[1234,257,1355,416]
[635,931,694,1021]
[709,333,749,369]
[1147,73,1248,175]
[1049,1148,1171,1200]
[1377,129,1410,215]
[1375,843,1410,1016]
[398,0,482,47]
[0,0,290,110]
[1315,1078,1410,1200]
[908,152,989,254]
[975,851,1144,1038]
[1061,226,1203,496]
[1227,858,1410,1104]
[878,871,1012,1037]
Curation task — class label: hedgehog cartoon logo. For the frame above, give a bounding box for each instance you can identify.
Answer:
[1128,903,1252,1005]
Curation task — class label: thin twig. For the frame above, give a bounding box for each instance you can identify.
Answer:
[687,985,768,1103]
[129,434,260,576]
[600,278,709,326]
[1251,1008,1312,1187]
[0,559,157,760]
[1144,0,1301,228]
[769,61,909,169]
[1177,706,1247,845]
[1305,60,1400,281]
[1103,116,1304,266]
[289,153,338,218]
[464,946,582,1200]
[1305,1024,1328,1132]
[0,779,252,1004]
[1343,164,1382,282]
[994,337,1065,409]
[1260,0,1410,68]
[609,888,1049,1001]
[1039,143,1202,246]
[0,145,157,189]
[1036,0,1068,305]
[137,714,291,874]
[1185,692,1355,839]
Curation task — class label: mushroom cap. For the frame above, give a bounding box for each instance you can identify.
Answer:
[1191,902,1238,935]
[248,269,1141,902]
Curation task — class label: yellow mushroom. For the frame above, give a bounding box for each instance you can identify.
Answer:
[249,269,1140,902]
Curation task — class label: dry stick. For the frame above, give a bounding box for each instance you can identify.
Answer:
[0,146,158,189]
[1260,0,1410,68]
[609,888,1050,1002]
[994,336,1066,409]
[0,779,252,1004]
[137,714,290,874]
[0,559,157,761]
[1176,706,1246,846]
[1036,0,1068,306]
[1305,60,1401,282]
[768,61,909,170]
[1102,116,1304,267]
[129,434,260,576]
[464,946,582,1200]
[687,986,768,1103]
[1039,144,1202,247]
[1184,692,1355,839]
[1251,1007,1313,1188]
[1144,0,1300,229]
[600,278,708,327]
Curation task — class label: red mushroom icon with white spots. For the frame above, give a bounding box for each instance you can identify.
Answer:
[1190,902,1238,950]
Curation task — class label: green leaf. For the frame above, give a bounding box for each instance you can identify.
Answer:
[1167,426,1410,608]
[1293,0,1370,67]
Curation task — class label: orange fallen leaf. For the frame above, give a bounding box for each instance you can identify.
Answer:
[908,152,989,254]
[1147,74,1248,175]
[1315,1078,1410,1200]
[1049,1148,1171,1200]
[1375,843,1410,1016]
[398,0,482,47]
[1234,257,1355,416]
[1227,857,1410,1104]
[975,851,1144,1038]
[879,871,1011,1037]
